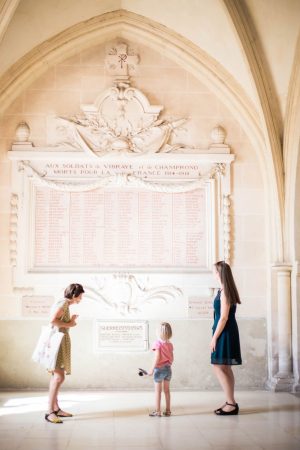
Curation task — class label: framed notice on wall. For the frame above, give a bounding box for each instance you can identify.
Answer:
[28,182,214,272]
[94,320,149,352]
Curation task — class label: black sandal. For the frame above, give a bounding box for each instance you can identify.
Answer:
[214,402,239,416]
[54,408,73,417]
[45,411,63,424]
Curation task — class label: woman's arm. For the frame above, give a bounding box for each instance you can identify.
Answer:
[148,349,161,376]
[210,291,230,352]
[50,307,77,329]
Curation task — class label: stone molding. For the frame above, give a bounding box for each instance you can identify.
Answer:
[283,34,300,262]
[17,159,229,194]
[9,193,18,266]
[223,194,231,264]
[0,0,20,44]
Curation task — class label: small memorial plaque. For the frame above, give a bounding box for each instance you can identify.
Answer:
[22,296,53,317]
[188,296,213,319]
[95,320,148,352]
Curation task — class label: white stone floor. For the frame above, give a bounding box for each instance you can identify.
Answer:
[0,390,300,450]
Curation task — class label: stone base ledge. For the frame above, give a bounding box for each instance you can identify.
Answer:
[266,373,295,392]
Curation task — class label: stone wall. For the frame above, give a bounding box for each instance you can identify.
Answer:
[0,40,268,389]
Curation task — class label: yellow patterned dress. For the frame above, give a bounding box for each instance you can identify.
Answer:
[53,300,71,375]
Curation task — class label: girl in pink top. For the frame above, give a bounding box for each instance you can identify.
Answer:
[148,322,173,417]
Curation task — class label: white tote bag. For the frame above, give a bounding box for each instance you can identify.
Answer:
[32,325,64,371]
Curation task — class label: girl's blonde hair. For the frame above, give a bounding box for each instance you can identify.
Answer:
[160,322,172,340]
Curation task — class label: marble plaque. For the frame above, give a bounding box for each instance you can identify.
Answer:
[188,296,213,319]
[32,187,207,270]
[95,320,148,352]
[22,296,53,317]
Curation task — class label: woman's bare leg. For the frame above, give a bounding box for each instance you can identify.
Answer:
[48,369,65,413]
[225,366,235,400]
[213,365,236,412]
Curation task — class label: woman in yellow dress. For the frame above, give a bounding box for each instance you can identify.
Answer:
[45,283,84,424]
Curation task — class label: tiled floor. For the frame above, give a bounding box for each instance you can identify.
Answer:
[0,390,299,450]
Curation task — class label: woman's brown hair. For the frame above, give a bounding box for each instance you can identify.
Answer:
[64,283,85,299]
[214,261,241,305]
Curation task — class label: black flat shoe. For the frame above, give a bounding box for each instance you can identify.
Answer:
[214,403,226,414]
[214,402,239,416]
[45,411,63,424]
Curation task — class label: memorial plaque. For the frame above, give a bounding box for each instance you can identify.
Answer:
[32,186,208,270]
[22,296,54,317]
[188,296,214,319]
[95,320,148,352]
[41,161,205,179]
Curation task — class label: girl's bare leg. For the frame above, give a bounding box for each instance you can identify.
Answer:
[155,382,162,412]
[163,380,171,412]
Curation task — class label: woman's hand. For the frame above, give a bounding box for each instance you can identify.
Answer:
[69,314,79,327]
[147,370,153,376]
[210,337,217,353]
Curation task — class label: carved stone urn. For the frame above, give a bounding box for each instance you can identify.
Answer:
[15,121,30,142]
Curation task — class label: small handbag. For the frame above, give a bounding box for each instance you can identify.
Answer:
[32,325,64,371]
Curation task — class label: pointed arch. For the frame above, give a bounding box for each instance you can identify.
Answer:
[0,8,284,261]
[222,0,284,261]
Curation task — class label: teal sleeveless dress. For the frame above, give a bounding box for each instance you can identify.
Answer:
[211,289,242,365]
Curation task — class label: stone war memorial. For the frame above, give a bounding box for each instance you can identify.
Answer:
[0,1,300,449]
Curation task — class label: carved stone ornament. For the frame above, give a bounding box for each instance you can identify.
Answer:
[223,194,231,264]
[84,273,183,316]
[105,41,139,80]
[10,193,18,266]
[53,83,188,156]
[15,121,30,142]
[13,121,33,147]
[210,125,226,144]
[49,40,189,157]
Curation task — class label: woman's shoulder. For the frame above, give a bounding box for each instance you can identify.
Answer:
[214,288,221,299]
[50,298,68,314]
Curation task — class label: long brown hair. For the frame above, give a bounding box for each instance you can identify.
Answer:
[214,261,241,305]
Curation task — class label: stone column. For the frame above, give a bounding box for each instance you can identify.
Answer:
[272,265,294,391]
[292,261,300,392]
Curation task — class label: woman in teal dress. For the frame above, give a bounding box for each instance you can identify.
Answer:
[210,261,242,415]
